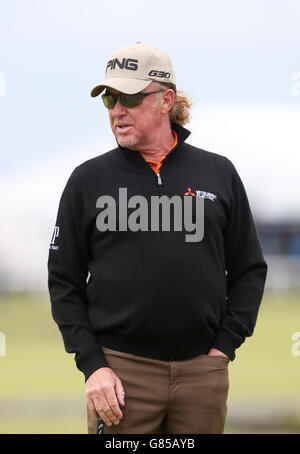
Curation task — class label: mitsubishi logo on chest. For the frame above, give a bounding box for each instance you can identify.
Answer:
[185,187,217,202]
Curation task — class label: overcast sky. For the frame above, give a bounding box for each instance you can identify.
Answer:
[1,0,299,168]
[0,0,299,289]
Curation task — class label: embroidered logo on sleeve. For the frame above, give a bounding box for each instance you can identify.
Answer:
[50,226,60,250]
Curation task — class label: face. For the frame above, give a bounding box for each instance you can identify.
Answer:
[106,83,172,150]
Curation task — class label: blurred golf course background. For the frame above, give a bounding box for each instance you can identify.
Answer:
[1,286,300,434]
[1,1,300,434]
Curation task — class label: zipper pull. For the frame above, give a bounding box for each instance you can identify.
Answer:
[157,173,162,185]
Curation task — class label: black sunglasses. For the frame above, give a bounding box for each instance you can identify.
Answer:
[101,90,164,109]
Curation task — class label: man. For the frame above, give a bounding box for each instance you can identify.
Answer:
[47,42,268,434]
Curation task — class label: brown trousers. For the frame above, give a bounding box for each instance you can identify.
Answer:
[87,345,230,434]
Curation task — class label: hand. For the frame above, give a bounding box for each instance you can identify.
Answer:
[207,348,229,359]
[86,367,125,427]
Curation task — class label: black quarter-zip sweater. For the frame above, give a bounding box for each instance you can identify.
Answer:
[47,123,268,382]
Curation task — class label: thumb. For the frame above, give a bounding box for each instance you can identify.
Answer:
[115,380,125,406]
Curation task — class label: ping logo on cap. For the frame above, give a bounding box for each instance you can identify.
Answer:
[106,58,139,72]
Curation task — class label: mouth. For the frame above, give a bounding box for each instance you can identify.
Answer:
[115,124,133,133]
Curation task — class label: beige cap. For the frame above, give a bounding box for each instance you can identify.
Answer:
[91,42,176,97]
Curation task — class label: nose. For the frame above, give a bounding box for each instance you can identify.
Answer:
[110,99,127,117]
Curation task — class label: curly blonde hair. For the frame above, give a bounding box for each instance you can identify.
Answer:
[152,81,193,126]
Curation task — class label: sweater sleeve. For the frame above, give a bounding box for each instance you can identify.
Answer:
[47,170,109,381]
[211,158,268,360]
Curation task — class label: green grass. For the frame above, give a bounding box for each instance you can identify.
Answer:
[228,291,300,399]
[0,293,84,398]
[0,417,86,434]
[0,290,300,433]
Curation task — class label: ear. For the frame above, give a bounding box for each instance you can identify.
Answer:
[161,89,175,115]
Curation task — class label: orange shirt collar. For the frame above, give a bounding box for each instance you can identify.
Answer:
[146,131,178,174]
